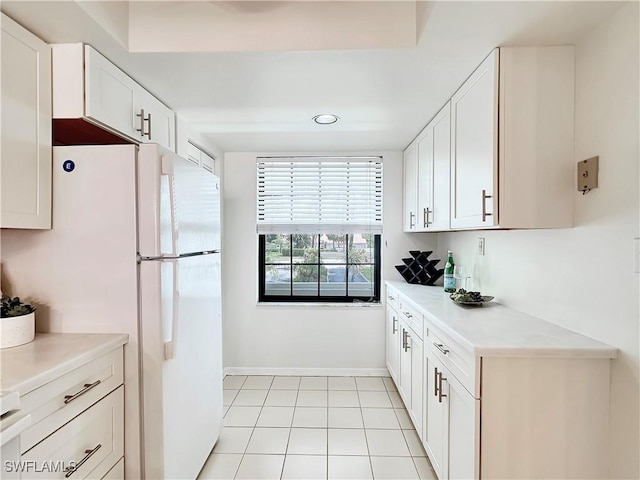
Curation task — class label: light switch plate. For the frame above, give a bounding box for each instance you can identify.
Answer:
[578,156,599,193]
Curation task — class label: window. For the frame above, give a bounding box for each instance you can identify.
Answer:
[257,156,382,303]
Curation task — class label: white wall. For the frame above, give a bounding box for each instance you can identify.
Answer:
[437,3,639,477]
[222,151,434,373]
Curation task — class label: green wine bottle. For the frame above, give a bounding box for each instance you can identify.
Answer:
[444,251,456,292]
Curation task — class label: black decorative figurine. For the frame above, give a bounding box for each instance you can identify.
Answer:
[394,251,444,286]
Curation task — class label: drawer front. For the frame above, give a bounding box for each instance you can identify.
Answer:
[398,298,423,340]
[426,323,478,397]
[386,284,400,311]
[101,457,124,480]
[21,348,124,453]
[21,386,124,480]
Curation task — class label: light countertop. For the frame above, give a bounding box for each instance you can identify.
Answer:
[387,281,617,358]
[0,333,128,396]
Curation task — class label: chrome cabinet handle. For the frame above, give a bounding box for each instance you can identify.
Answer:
[403,311,412,319]
[136,109,152,139]
[136,109,146,136]
[482,189,493,222]
[434,367,439,397]
[64,444,102,477]
[402,329,407,350]
[409,212,415,229]
[146,112,152,139]
[405,332,411,351]
[392,316,398,334]
[433,342,449,355]
[388,294,395,301]
[423,207,432,227]
[438,372,447,403]
[64,380,101,404]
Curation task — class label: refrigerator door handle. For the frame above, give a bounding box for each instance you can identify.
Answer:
[161,258,180,360]
[161,156,179,258]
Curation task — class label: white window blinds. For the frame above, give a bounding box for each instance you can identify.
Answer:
[257,156,383,234]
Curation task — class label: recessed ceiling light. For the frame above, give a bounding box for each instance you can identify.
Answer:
[313,114,339,125]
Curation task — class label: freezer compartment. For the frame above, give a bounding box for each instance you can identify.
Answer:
[137,144,221,258]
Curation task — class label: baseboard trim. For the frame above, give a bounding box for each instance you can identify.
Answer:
[223,367,390,377]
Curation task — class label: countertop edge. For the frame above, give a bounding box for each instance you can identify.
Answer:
[3,333,128,396]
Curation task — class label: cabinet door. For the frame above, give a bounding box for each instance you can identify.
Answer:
[447,369,479,480]
[424,353,448,480]
[1,14,51,229]
[403,143,418,232]
[398,326,412,407]
[416,130,432,231]
[409,334,424,436]
[385,305,400,384]
[430,102,451,230]
[137,88,176,152]
[450,49,498,229]
[85,46,140,141]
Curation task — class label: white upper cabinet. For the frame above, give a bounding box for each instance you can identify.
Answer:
[53,44,176,152]
[1,13,52,229]
[450,50,498,229]
[84,45,139,141]
[451,47,575,230]
[402,143,418,232]
[136,87,176,152]
[417,102,451,231]
[404,46,575,232]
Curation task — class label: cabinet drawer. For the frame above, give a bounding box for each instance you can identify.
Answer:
[21,386,124,479]
[20,349,123,453]
[426,323,478,397]
[386,285,400,311]
[101,457,124,479]
[398,298,423,340]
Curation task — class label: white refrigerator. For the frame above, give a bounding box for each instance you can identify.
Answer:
[0,143,223,479]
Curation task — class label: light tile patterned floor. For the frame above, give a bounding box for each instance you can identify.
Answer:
[198,376,437,480]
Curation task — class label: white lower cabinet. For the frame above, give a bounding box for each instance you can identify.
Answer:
[17,345,125,479]
[385,303,400,384]
[424,345,479,480]
[424,353,447,479]
[398,319,423,435]
[385,281,614,480]
[21,387,124,479]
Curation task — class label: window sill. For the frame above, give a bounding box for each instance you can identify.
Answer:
[256,301,382,308]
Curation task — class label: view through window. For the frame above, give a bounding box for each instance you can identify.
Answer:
[259,233,380,301]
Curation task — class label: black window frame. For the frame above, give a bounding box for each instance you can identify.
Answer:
[258,234,381,303]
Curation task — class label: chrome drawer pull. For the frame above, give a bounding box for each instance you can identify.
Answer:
[65,444,102,477]
[388,295,395,301]
[403,311,412,318]
[433,342,449,355]
[64,380,101,404]
[434,367,439,396]
[392,316,398,334]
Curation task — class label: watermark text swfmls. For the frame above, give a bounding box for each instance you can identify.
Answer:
[4,460,77,473]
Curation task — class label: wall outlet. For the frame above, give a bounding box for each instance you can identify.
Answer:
[635,238,640,273]
[477,237,485,256]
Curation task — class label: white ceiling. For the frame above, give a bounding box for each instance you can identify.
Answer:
[2,1,625,153]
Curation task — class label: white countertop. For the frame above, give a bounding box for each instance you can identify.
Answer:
[387,281,617,358]
[0,333,128,396]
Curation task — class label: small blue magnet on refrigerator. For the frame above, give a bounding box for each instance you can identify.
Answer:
[62,160,75,172]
